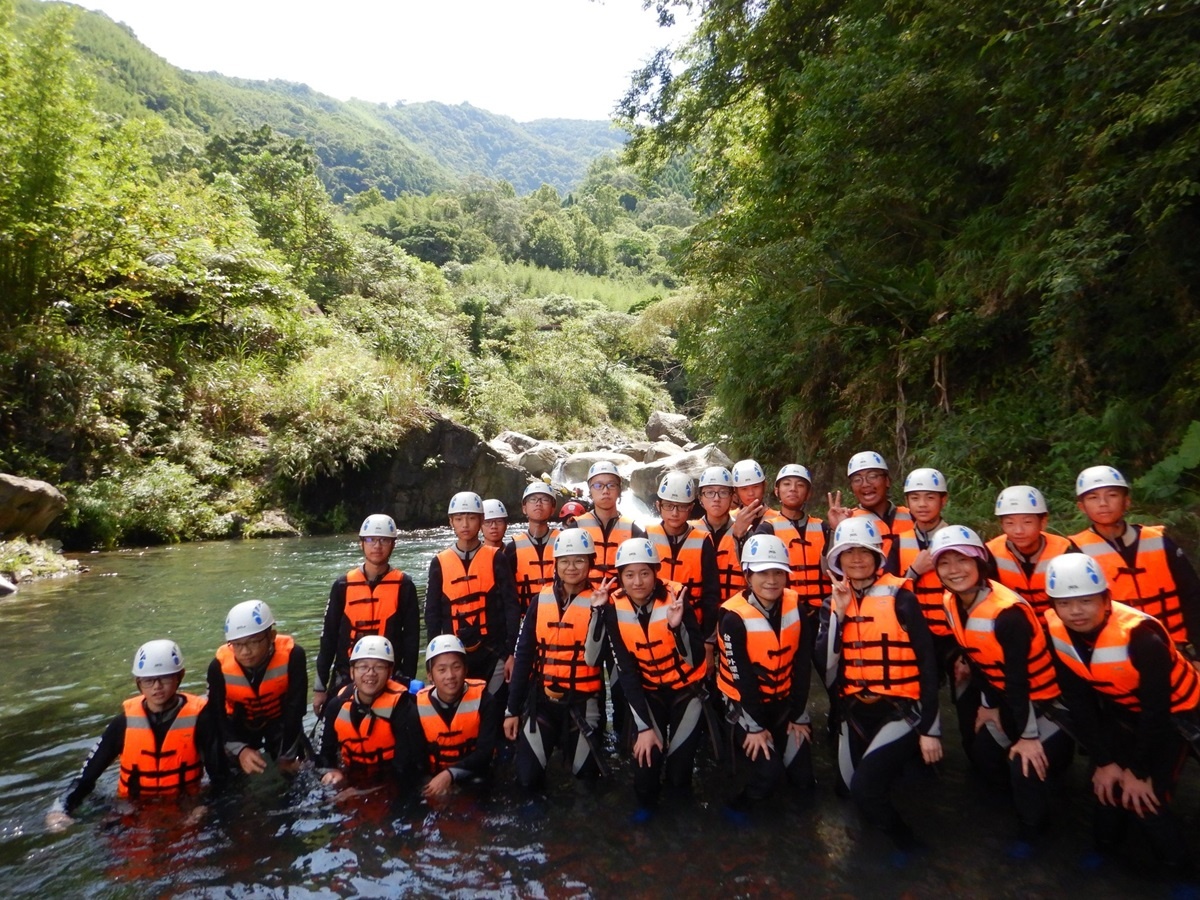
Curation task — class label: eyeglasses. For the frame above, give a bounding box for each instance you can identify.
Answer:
[137,675,178,688]
[849,472,886,486]
[700,489,732,500]
[362,536,394,546]
[352,662,391,675]
[589,481,620,492]
[659,502,692,515]
[524,496,554,505]
[229,634,270,652]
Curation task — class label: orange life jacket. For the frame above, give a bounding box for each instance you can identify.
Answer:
[851,506,913,565]
[510,530,557,613]
[612,582,707,691]
[333,680,408,769]
[1046,601,1200,714]
[717,589,803,703]
[839,574,922,701]
[645,524,709,618]
[576,512,636,581]
[416,680,487,773]
[118,693,207,798]
[942,581,1059,701]
[216,634,295,728]
[344,567,403,647]
[896,527,953,636]
[1071,526,1189,644]
[693,519,744,603]
[987,533,1075,622]
[533,585,604,696]
[770,515,830,610]
[436,546,499,645]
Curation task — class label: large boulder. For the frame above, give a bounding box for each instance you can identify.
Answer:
[517,442,566,478]
[0,474,67,538]
[645,411,692,446]
[297,416,530,528]
[628,445,733,509]
[644,441,686,463]
[612,440,655,462]
[491,430,540,454]
[559,451,639,485]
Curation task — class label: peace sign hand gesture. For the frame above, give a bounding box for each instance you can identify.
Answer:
[666,584,686,629]
[592,575,616,608]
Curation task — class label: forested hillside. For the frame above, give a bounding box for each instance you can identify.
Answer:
[14,0,626,198]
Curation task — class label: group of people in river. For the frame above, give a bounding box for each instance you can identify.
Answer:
[44,451,1200,880]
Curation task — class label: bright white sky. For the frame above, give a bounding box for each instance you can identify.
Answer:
[73,0,692,122]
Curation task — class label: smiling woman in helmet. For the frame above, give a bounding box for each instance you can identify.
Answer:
[46,640,224,831]
[313,513,420,717]
[815,516,941,852]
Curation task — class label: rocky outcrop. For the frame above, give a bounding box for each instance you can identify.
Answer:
[560,451,639,484]
[0,474,67,538]
[645,411,691,446]
[516,442,566,477]
[243,509,302,538]
[297,416,530,529]
[628,445,733,508]
[644,440,687,463]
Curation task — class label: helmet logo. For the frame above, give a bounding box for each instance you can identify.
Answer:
[865,521,877,538]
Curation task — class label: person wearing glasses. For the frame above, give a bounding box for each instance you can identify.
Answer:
[754,464,830,621]
[645,472,720,643]
[206,600,308,777]
[45,640,225,830]
[505,482,560,615]
[575,461,646,583]
[692,466,744,604]
[313,514,420,716]
[826,451,914,563]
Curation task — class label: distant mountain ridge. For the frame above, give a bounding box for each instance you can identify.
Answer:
[20,0,628,198]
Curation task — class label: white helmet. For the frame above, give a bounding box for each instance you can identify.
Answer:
[903,467,947,494]
[657,471,695,504]
[1075,465,1130,497]
[225,600,275,641]
[731,459,765,487]
[587,460,621,481]
[995,485,1047,516]
[698,466,733,488]
[827,516,885,576]
[1046,553,1108,599]
[775,463,812,484]
[483,499,508,521]
[359,514,397,538]
[131,639,184,678]
[615,537,660,568]
[425,634,467,667]
[350,635,394,664]
[553,528,595,557]
[847,451,889,477]
[929,525,988,561]
[448,491,484,515]
[741,533,791,572]
[523,482,555,501]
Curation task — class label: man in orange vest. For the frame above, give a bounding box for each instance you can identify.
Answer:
[1070,465,1200,653]
[987,485,1077,623]
[826,451,914,563]
[207,600,307,777]
[482,499,510,550]
[692,465,744,604]
[1045,553,1200,879]
[574,461,645,582]
[505,482,559,615]
[313,514,420,715]
[425,492,520,698]
[46,640,224,831]
[754,463,830,623]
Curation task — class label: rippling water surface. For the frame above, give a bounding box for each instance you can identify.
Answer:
[0,534,1193,897]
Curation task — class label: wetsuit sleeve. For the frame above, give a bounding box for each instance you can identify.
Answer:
[584,603,608,668]
[698,537,721,640]
[717,609,767,732]
[1164,534,1200,652]
[425,557,448,638]
[505,599,541,717]
[206,657,229,748]
[316,691,345,769]
[449,689,501,782]
[386,574,421,680]
[603,604,656,734]
[196,698,228,789]
[815,601,839,692]
[885,539,902,579]
[895,588,940,735]
[1051,651,1111,767]
[388,695,423,790]
[790,607,814,725]
[491,551,520,658]
[279,644,309,759]
[503,540,519,576]
[993,606,1037,741]
[679,600,706,668]
[1128,620,1176,781]
[56,713,126,814]
[315,576,349,693]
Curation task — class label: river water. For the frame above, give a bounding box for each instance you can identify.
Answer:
[0,533,1192,897]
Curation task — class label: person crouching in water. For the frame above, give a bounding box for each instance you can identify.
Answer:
[816,517,942,852]
[504,528,613,789]
[606,538,709,810]
[46,640,224,830]
[1044,553,1200,881]
[717,533,814,808]
[413,635,500,797]
[317,636,420,790]
[208,600,308,777]
[931,526,1072,853]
